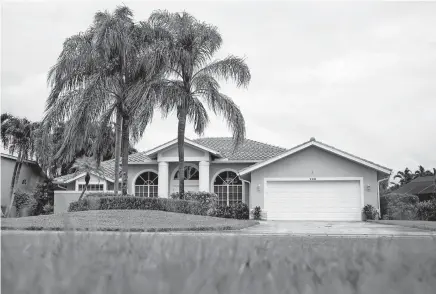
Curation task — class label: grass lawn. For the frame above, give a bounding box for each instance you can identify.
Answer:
[0,210,258,232]
[370,220,436,231]
[2,232,436,294]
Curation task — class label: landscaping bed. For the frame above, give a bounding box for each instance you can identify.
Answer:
[0,210,258,232]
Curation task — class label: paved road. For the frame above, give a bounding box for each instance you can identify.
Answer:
[2,221,436,238]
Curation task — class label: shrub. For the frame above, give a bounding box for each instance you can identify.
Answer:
[170,191,218,216]
[416,199,436,221]
[213,205,234,219]
[380,193,419,220]
[68,196,203,215]
[232,202,249,220]
[252,206,262,220]
[362,204,379,220]
[210,203,249,219]
[32,180,55,215]
[13,190,38,217]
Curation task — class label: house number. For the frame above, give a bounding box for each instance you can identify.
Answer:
[309,178,317,181]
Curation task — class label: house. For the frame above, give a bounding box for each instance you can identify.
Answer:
[391,176,436,201]
[53,137,392,221]
[1,153,46,211]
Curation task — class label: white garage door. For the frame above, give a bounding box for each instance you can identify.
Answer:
[265,179,362,221]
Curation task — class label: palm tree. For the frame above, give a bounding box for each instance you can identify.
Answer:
[149,11,251,196]
[69,157,104,201]
[413,165,433,179]
[1,113,39,217]
[44,6,166,195]
[394,167,414,186]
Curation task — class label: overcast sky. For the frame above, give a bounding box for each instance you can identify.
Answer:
[1,0,435,174]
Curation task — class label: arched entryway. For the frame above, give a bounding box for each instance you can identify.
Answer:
[134,171,158,197]
[213,170,243,206]
[171,163,199,193]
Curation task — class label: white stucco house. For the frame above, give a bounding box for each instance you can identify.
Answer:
[53,137,392,221]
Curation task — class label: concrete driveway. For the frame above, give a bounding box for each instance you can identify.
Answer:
[238,221,436,237]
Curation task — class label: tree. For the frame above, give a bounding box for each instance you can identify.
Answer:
[36,121,137,178]
[1,113,39,217]
[413,165,434,178]
[150,11,251,197]
[393,167,414,186]
[44,6,166,195]
[70,156,104,201]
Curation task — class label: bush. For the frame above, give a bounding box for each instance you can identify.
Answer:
[416,199,436,221]
[13,190,38,217]
[232,202,249,220]
[252,206,262,220]
[170,191,218,216]
[212,203,249,219]
[362,204,379,220]
[380,193,419,220]
[68,196,203,215]
[32,180,55,215]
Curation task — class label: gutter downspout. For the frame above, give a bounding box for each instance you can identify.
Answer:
[377,176,390,213]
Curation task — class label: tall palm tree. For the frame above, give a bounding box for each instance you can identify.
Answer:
[149,11,251,196]
[69,156,104,201]
[1,113,39,217]
[44,6,166,195]
[394,167,414,186]
[413,165,433,179]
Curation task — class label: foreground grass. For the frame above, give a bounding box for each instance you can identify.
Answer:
[2,232,436,294]
[0,210,258,231]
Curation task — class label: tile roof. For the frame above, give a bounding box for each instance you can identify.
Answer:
[53,137,287,182]
[393,176,436,195]
[193,137,288,161]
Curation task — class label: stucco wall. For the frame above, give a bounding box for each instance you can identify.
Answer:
[1,158,44,207]
[54,191,82,214]
[162,144,206,157]
[250,146,379,210]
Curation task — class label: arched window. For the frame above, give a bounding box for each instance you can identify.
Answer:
[135,171,158,197]
[174,165,199,180]
[213,171,243,206]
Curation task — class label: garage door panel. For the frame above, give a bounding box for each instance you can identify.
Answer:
[265,180,362,221]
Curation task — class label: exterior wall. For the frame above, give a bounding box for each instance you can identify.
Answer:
[250,146,379,210]
[162,144,205,157]
[1,157,44,207]
[128,164,159,194]
[54,191,82,214]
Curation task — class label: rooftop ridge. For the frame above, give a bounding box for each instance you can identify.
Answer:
[193,137,287,151]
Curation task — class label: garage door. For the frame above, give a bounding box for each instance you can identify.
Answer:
[265,179,362,221]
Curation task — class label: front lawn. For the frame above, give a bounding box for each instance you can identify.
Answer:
[2,232,436,294]
[0,210,258,232]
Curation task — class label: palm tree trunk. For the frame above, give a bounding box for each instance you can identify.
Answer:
[113,111,122,196]
[6,150,24,217]
[121,115,130,196]
[177,108,187,198]
[78,184,88,201]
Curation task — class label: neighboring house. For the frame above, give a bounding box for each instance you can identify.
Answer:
[391,176,436,201]
[53,137,392,221]
[1,153,46,211]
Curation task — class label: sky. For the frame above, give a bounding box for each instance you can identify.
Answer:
[1,0,436,175]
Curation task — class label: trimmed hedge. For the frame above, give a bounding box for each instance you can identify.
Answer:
[170,191,218,216]
[213,203,250,220]
[69,196,203,215]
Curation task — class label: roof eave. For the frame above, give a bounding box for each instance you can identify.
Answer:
[239,140,392,176]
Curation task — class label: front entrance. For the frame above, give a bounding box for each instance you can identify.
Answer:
[171,164,199,193]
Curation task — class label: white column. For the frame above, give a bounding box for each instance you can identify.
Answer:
[158,161,169,198]
[199,161,210,192]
